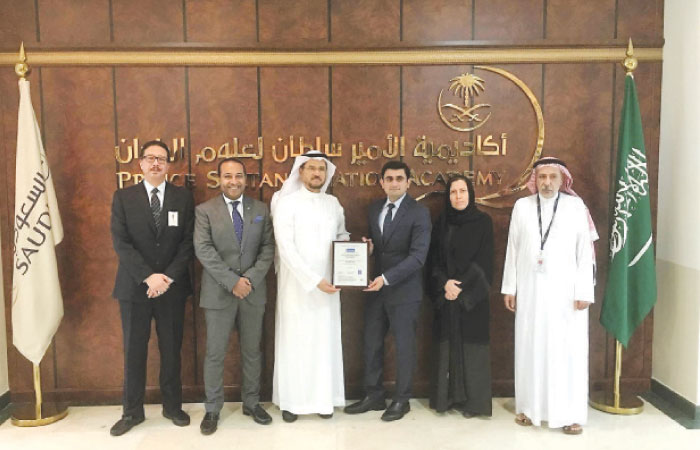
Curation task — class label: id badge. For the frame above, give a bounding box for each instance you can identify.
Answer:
[168,211,179,227]
[535,250,546,273]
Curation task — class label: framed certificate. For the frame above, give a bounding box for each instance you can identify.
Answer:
[332,241,369,288]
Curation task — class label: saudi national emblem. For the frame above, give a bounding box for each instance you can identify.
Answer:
[438,73,492,132]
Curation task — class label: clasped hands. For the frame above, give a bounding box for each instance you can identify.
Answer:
[145,273,172,299]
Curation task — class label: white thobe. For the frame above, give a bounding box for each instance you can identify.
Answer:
[272,187,350,414]
[501,193,594,428]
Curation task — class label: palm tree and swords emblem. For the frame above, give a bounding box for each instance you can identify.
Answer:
[437,73,492,132]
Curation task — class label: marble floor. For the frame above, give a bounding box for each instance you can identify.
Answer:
[0,398,698,450]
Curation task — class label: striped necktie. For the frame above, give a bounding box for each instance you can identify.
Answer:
[150,187,161,229]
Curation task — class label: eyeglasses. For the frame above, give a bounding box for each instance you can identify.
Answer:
[142,155,169,164]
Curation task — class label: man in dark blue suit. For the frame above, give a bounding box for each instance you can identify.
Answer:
[345,161,431,421]
[110,141,194,436]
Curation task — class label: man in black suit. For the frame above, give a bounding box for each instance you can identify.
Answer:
[110,140,194,436]
[345,161,431,421]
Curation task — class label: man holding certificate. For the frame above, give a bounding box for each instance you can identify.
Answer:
[271,150,350,422]
[345,161,431,421]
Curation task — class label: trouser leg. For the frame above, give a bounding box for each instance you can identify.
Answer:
[387,301,421,403]
[119,300,152,418]
[363,297,389,399]
[154,296,186,413]
[203,302,238,414]
[238,302,265,409]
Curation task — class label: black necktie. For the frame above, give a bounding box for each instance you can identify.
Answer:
[382,203,395,235]
[231,200,243,243]
[150,188,161,229]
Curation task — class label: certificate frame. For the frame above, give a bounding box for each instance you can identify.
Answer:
[332,241,369,288]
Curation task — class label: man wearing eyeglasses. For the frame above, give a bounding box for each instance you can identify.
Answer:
[110,140,195,436]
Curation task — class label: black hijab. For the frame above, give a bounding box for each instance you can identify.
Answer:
[445,175,484,225]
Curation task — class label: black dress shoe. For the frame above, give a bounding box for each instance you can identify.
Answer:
[282,410,298,423]
[163,409,191,426]
[381,401,410,422]
[319,413,333,419]
[344,396,387,414]
[200,412,219,435]
[243,404,272,425]
[110,416,145,436]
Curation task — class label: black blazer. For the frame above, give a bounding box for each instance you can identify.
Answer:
[111,182,195,302]
[367,195,432,306]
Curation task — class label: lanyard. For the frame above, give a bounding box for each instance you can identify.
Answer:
[537,192,560,251]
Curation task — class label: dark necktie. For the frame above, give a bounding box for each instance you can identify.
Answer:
[150,188,161,229]
[232,200,243,243]
[382,203,395,236]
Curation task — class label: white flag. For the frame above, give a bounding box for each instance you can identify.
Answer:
[12,78,64,365]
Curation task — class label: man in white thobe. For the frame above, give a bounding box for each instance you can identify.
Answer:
[502,156,598,435]
[271,150,349,422]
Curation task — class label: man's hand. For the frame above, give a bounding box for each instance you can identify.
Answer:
[362,236,374,255]
[364,276,385,292]
[232,277,252,299]
[444,279,462,301]
[504,294,516,312]
[146,273,171,299]
[574,300,591,310]
[318,279,340,294]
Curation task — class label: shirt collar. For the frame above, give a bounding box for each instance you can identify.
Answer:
[384,193,407,210]
[223,193,244,205]
[144,179,166,195]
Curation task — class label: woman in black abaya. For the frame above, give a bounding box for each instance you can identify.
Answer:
[428,175,494,417]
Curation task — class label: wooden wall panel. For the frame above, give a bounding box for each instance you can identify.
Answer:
[330,0,400,45]
[185,0,257,44]
[39,68,118,390]
[617,0,664,41]
[546,0,615,40]
[38,0,110,45]
[258,0,328,45]
[331,66,400,397]
[474,0,544,40]
[403,0,473,42]
[0,1,38,47]
[112,0,184,43]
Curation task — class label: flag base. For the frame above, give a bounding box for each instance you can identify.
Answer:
[589,390,644,415]
[11,402,68,427]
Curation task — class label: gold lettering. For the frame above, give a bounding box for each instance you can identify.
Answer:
[477,171,494,185]
[197,146,217,163]
[364,172,379,186]
[114,138,133,164]
[274,172,287,187]
[206,171,220,189]
[419,171,434,186]
[334,172,347,187]
[116,172,132,189]
[408,169,421,186]
[260,173,274,188]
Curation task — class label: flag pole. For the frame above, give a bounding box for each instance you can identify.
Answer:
[10,42,68,427]
[589,39,644,415]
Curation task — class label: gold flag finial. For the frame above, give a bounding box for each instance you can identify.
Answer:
[623,38,638,74]
[15,42,30,78]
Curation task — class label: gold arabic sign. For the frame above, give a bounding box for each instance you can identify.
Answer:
[114,66,543,207]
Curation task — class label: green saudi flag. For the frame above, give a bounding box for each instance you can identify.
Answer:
[600,74,657,348]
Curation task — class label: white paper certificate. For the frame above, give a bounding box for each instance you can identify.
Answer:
[332,241,369,287]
